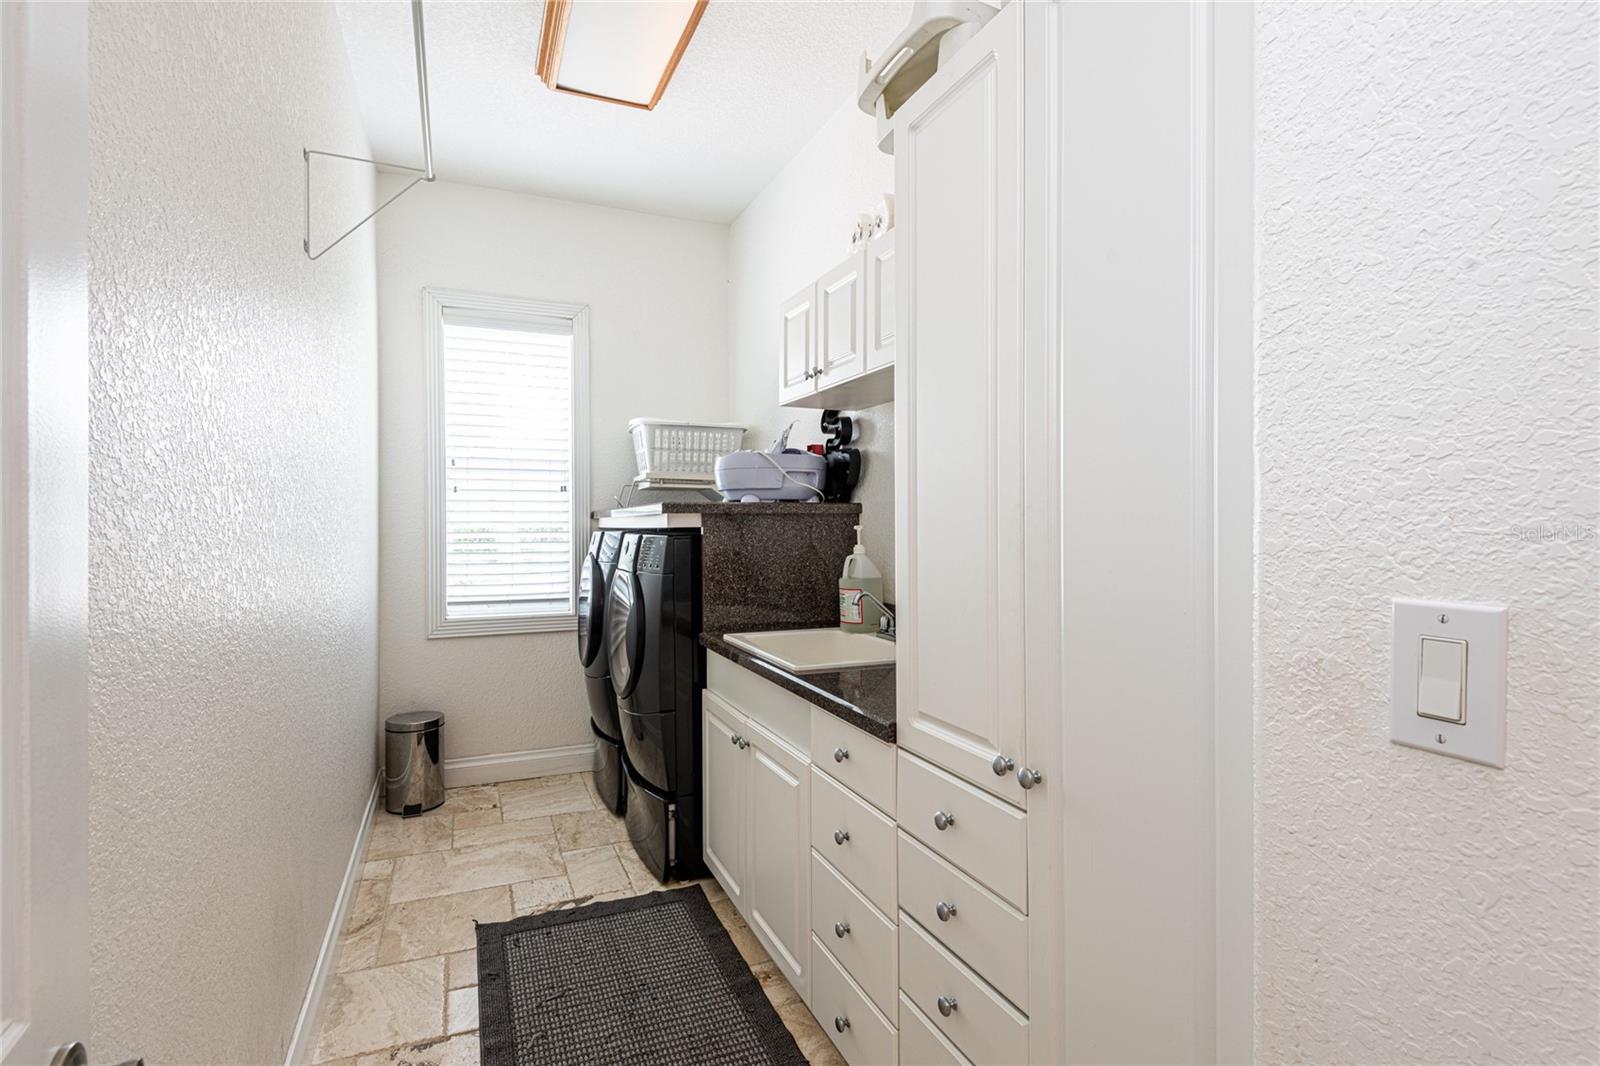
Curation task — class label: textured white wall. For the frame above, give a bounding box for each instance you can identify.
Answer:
[1255,3,1600,1062]
[727,100,897,595]
[87,3,379,1062]
[374,178,729,759]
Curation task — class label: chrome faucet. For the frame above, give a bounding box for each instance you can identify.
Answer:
[846,589,896,641]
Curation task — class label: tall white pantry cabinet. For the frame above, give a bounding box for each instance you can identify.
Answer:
[895,1,1224,1064]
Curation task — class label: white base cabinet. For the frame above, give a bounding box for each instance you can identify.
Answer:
[702,688,811,999]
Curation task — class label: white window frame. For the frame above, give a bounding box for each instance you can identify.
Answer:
[423,287,590,638]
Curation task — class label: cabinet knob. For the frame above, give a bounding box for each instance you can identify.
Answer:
[936,995,959,1017]
[834,920,851,939]
[741,737,751,749]
[1017,766,1044,789]
[730,733,741,747]
[992,754,1015,776]
[933,810,956,832]
[833,746,850,763]
[935,900,957,922]
[833,828,850,846]
[834,1015,851,1033]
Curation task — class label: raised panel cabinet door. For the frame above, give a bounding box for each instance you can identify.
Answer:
[815,252,867,389]
[702,692,749,912]
[894,2,1029,805]
[864,231,896,370]
[745,722,812,1000]
[778,282,818,405]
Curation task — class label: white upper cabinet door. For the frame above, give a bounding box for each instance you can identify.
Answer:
[702,692,749,911]
[864,231,896,371]
[779,282,818,405]
[744,721,812,1000]
[895,3,1028,806]
[814,253,867,390]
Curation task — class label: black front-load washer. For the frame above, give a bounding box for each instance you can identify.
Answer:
[578,530,625,815]
[606,530,703,881]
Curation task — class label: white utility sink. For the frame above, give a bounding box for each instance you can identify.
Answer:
[723,628,896,674]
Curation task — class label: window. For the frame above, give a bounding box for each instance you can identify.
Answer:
[425,289,590,637]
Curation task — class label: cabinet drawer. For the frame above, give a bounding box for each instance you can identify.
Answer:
[899,916,1028,1066]
[899,992,973,1066]
[811,706,895,816]
[809,767,897,915]
[810,935,897,1066]
[896,750,1027,910]
[810,850,896,1017]
[897,831,1028,1012]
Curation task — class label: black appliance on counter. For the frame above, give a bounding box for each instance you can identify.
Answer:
[605,530,704,882]
[577,530,626,815]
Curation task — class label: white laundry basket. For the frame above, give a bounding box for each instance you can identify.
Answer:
[628,418,746,483]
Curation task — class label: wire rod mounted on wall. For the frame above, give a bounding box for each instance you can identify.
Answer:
[304,0,435,260]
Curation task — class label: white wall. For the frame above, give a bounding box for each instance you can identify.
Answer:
[375,177,729,759]
[87,2,379,1062]
[727,100,897,593]
[1255,2,1600,1062]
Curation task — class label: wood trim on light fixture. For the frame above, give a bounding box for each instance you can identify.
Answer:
[536,0,708,111]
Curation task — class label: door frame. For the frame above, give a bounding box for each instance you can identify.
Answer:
[0,2,91,1064]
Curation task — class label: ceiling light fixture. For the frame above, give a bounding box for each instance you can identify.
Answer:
[536,0,708,111]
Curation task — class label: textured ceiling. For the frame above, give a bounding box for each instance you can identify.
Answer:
[335,1,911,222]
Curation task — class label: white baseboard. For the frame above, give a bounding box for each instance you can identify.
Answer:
[440,742,597,789]
[285,773,381,1066]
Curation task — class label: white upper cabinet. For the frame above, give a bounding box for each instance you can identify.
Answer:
[894,2,1029,806]
[815,253,867,389]
[865,231,896,371]
[779,283,818,406]
[777,240,895,410]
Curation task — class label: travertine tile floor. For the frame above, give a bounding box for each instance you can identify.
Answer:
[311,772,846,1066]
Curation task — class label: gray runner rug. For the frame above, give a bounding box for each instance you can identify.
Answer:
[476,888,808,1066]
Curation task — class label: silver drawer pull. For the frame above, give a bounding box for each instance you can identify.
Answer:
[937,995,959,1017]
[935,900,957,922]
[834,920,851,938]
[992,754,1015,775]
[834,1015,851,1033]
[833,828,850,845]
[833,746,850,763]
[1017,766,1044,789]
[933,810,956,831]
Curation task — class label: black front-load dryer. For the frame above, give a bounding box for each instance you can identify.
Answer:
[577,530,625,815]
[606,530,703,881]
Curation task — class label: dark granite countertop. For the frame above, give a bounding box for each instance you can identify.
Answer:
[596,501,863,519]
[701,631,896,744]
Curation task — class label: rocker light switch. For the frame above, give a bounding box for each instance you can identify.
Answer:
[1391,599,1507,768]
[1416,637,1467,724]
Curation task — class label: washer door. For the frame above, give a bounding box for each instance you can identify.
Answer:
[577,551,606,668]
[607,570,645,699]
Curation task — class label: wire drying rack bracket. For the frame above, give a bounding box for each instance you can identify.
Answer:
[303,0,435,260]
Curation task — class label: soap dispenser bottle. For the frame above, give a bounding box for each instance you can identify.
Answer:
[838,524,882,634]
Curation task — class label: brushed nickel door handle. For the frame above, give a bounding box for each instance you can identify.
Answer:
[833,828,850,845]
[935,900,957,922]
[933,810,956,831]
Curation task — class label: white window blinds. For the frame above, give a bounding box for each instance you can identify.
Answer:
[441,310,575,621]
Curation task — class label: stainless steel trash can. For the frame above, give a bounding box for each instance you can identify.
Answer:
[385,711,445,817]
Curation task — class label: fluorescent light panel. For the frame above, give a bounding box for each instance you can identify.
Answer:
[537,0,708,111]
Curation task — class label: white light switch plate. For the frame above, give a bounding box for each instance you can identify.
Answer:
[1391,599,1508,767]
